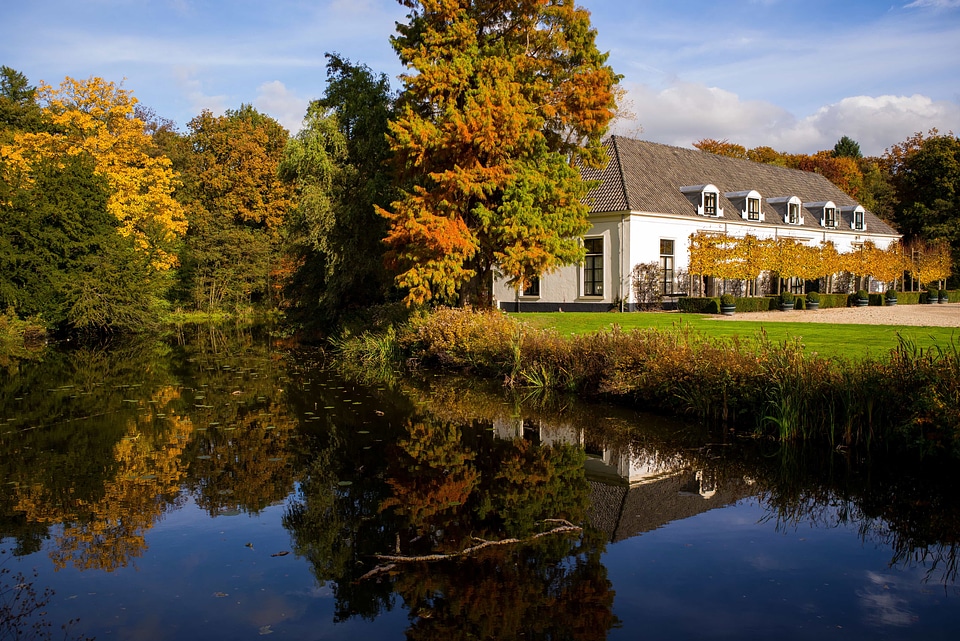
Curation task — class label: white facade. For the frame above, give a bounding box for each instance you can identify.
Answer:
[494,137,901,311]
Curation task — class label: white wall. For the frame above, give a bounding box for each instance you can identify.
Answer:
[494,210,900,308]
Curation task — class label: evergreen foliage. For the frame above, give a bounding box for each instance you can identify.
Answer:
[279,55,397,329]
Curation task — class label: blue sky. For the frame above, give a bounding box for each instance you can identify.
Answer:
[3,0,959,155]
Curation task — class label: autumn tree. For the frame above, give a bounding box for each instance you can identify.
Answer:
[887,131,960,284]
[1,76,186,271]
[280,55,397,328]
[383,0,620,306]
[693,138,748,159]
[174,105,293,311]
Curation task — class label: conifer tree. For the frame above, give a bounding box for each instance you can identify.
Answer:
[382,0,619,305]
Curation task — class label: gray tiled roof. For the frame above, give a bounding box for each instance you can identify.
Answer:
[581,136,899,236]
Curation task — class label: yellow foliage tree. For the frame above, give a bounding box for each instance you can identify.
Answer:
[863,241,906,287]
[909,239,953,287]
[1,76,186,270]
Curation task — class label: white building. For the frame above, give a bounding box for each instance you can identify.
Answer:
[494,137,900,311]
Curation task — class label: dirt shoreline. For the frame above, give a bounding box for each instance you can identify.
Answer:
[708,302,959,327]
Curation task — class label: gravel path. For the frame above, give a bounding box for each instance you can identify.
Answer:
[710,303,959,327]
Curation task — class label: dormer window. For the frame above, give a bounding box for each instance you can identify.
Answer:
[725,190,764,222]
[841,205,866,231]
[768,196,804,225]
[704,191,717,216]
[805,201,838,228]
[680,184,723,217]
[824,207,837,228]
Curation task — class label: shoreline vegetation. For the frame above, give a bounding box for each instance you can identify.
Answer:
[333,307,960,456]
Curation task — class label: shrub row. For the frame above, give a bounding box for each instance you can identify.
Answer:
[336,308,960,455]
[677,290,956,313]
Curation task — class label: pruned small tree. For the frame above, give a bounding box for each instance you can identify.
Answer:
[630,262,662,310]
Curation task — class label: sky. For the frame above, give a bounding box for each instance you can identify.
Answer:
[2,0,959,156]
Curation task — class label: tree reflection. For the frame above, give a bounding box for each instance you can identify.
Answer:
[0,329,298,570]
[285,404,619,637]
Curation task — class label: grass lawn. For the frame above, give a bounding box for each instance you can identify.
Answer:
[510,311,960,360]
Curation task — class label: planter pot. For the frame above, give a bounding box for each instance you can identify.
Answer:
[855,298,869,307]
[720,304,736,316]
[780,303,794,312]
[927,297,937,304]
[806,301,819,310]
[939,297,949,304]
[885,298,897,306]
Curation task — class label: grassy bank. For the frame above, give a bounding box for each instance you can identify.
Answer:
[335,307,960,455]
[513,312,959,360]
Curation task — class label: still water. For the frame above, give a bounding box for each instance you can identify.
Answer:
[1,327,958,640]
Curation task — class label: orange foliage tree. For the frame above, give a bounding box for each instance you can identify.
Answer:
[382,0,619,305]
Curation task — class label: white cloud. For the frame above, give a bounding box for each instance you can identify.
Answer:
[614,81,960,156]
[173,67,228,120]
[904,0,960,8]
[254,81,309,134]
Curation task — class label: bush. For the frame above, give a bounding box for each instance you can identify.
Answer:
[677,297,720,314]
[806,291,820,303]
[719,294,735,306]
[816,293,849,309]
[736,297,779,313]
[939,289,948,300]
[781,291,795,304]
[885,288,897,300]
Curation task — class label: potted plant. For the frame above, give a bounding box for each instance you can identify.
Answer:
[719,293,736,316]
[939,288,949,304]
[780,291,795,311]
[805,291,820,310]
[885,288,897,306]
[927,285,938,304]
[855,289,869,307]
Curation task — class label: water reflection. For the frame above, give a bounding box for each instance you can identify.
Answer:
[1,330,959,639]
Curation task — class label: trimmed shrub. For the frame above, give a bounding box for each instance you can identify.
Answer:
[817,293,849,309]
[735,297,778,312]
[677,297,720,314]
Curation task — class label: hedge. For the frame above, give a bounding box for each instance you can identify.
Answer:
[675,290,956,314]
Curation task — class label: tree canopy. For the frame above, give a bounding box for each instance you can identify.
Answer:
[279,54,397,327]
[382,0,620,306]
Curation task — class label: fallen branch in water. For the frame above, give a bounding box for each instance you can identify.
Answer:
[358,519,582,582]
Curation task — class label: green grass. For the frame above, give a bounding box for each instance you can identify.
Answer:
[510,311,960,360]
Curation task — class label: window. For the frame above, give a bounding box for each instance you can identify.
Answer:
[788,202,800,224]
[703,191,717,216]
[583,237,603,296]
[660,239,675,295]
[522,277,540,297]
[824,207,837,228]
[747,198,760,221]
[681,184,722,217]
[854,211,864,230]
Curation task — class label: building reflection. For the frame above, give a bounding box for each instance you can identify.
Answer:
[493,415,757,543]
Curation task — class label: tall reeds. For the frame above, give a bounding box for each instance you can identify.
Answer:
[333,308,960,454]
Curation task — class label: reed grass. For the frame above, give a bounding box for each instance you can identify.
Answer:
[333,308,960,455]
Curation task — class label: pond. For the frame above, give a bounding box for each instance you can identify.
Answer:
[1,327,959,640]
